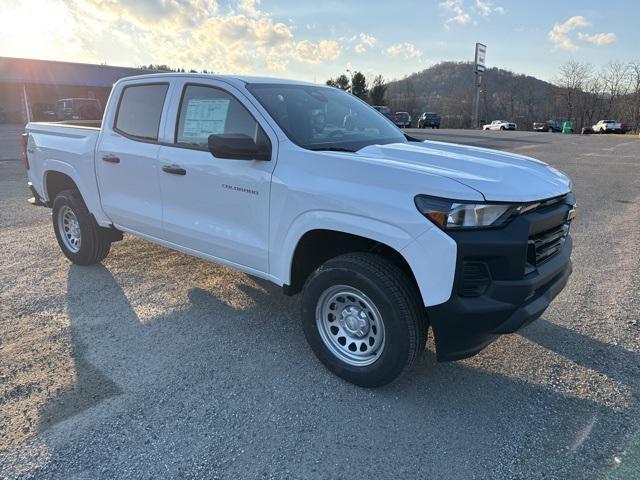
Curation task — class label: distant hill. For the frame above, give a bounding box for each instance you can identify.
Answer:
[386,61,561,128]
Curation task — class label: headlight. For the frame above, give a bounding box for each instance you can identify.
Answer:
[414,195,531,230]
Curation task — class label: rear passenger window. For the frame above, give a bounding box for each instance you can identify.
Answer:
[175,85,269,150]
[114,84,168,141]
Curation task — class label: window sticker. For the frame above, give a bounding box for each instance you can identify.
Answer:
[181,98,230,141]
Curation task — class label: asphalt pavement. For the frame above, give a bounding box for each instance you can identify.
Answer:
[1,126,639,479]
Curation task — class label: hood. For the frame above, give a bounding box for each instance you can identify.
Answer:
[357,141,571,202]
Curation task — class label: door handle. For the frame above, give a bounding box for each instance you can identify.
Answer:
[162,164,187,175]
[102,154,120,164]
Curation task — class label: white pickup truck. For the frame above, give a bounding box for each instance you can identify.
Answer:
[592,120,622,134]
[23,73,575,387]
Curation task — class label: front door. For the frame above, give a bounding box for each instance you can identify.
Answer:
[157,82,276,273]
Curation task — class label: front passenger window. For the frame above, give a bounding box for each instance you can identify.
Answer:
[175,85,270,152]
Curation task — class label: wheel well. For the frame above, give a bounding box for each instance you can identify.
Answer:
[285,229,419,296]
[45,171,78,202]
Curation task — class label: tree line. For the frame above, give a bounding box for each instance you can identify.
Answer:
[555,60,640,131]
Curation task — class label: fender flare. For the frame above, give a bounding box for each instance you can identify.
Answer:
[273,210,417,284]
[41,160,111,225]
[272,210,457,307]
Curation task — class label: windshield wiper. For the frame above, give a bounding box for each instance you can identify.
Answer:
[308,146,356,153]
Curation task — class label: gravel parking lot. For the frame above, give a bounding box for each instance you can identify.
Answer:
[1,125,639,479]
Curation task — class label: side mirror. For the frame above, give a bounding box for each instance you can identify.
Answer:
[207,134,270,161]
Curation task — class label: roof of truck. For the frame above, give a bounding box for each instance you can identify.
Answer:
[116,72,320,87]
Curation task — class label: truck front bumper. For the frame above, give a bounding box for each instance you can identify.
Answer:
[426,197,574,361]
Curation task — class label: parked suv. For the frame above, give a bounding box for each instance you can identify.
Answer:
[55,98,102,121]
[418,112,441,129]
[533,120,561,133]
[393,111,412,128]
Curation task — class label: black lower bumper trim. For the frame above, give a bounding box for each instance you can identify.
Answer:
[427,205,574,362]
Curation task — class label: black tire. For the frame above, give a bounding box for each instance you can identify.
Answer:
[52,189,112,265]
[301,252,428,387]
[500,126,506,131]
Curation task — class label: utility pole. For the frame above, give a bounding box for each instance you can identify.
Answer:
[472,43,486,129]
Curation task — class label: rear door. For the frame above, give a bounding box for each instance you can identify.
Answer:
[156,79,277,273]
[95,81,171,238]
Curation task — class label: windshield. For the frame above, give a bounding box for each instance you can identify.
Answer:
[246,83,406,152]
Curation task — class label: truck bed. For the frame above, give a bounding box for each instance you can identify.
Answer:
[25,121,102,213]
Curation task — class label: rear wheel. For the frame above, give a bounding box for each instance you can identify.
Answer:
[52,189,112,265]
[301,253,427,387]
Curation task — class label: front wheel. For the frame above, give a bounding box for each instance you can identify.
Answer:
[301,253,427,387]
[52,189,112,265]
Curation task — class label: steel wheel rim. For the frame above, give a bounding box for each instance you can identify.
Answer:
[315,285,385,366]
[58,205,81,253]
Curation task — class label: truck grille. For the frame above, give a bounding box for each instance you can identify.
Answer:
[528,223,569,266]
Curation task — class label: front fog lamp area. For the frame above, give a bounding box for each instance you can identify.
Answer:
[414,195,521,230]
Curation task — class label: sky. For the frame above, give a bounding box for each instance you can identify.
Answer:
[0,0,637,83]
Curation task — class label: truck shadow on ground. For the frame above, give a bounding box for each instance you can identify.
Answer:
[519,319,640,391]
[31,262,633,478]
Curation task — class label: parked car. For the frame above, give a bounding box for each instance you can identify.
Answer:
[55,98,102,121]
[533,120,561,133]
[592,120,622,134]
[393,111,412,128]
[483,120,517,131]
[620,123,632,134]
[372,105,394,121]
[418,112,441,129]
[23,73,575,387]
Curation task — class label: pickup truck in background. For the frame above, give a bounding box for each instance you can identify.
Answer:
[592,120,622,134]
[483,120,517,131]
[23,73,575,387]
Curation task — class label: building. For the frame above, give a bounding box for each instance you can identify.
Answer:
[0,57,151,124]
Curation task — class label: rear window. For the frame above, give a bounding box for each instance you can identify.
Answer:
[114,84,169,141]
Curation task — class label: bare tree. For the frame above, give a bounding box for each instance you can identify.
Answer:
[628,61,640,131]
[555,60,592,127]
[601,60,630,118]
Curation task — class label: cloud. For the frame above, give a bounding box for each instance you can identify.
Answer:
[440,0,471,25]
[43,0,343,74]
[548,16,616,50]
[352,33,376,54]
[385,43,423,59]
[477,0,506,15]
[577,32,617,46]
[359,33,377,47]
[238,0,260,17]
[440,0,504,26]
[294,40,341,64]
